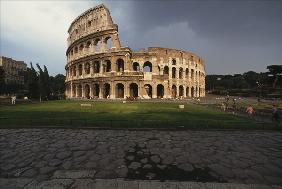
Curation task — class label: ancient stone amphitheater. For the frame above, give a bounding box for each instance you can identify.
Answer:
[65,4,205,99]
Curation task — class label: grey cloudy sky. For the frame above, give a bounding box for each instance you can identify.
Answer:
[1,0,281,75]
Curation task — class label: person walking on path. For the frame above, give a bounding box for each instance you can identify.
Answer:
[272,105,280,123]
[246,105,255,117]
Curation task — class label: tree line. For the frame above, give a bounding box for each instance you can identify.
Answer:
[206,65,282,98]
[0,62,65,100]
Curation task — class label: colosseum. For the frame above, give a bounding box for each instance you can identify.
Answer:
[65,4,205,99]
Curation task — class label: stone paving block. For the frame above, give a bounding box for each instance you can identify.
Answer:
[52,170,96,179]
[29,179,74,189]
[69,179,96,189]
[92,179,118,189]
[0,178,32,189]
[178,181,204,189]
[162,181,178,189]
[138,180,163,189]
[116,179,138,189]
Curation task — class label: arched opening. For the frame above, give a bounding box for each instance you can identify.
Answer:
[143,61,152,72]
[129,83,138,97]
[77,85,82,97]
[172,59,176,65]
[73,66,76,76]
[86,41,91,52]
[186,87,189,97]
[191,87,195,97]
[74,47,78,54]
[191,69,194,80]
[172,67,176,78]
[179,85,184,97]
[104,83,110,98]
[84,62,90,75]
[157,84,164,98]
[72,85,76,97]
[196,87,198,97]
[144,84,152,98]
[179,68,183,79]
[94,38,101,53]
[79,44,84,53]
[78,64,83,76]
[116,59,124,72]
[185,68,189,78]
[84,84,90,99]
[93,84,99,97]
[172,85,177,98]
[116,83,124,98]
[164,66,169,75]
[94,61,100,73]
[132,62,140,71]
[105,36,112,50]
[103,60,111,72]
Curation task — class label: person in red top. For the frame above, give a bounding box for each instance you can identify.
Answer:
[246,105,255,116]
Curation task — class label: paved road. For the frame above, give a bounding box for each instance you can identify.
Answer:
[0,129,282,188]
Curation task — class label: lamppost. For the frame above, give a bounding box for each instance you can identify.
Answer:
[256,81,263,101]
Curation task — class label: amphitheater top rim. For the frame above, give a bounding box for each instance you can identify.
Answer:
[68,4,108,33]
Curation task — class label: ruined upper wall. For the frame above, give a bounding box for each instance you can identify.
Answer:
[67,4,118,46]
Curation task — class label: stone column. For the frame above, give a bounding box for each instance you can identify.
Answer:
[176,68,179,79]
[82,84,85,98]
[99,83,103,98]
[183,86,186,98]
[152,83,157,98]
[112,33,121,49]
[176,85,179,97]
[89,83,93,99]
[76,85,79,98]
[99,61,103,74]
[90,61,94,76]
[124,82,129,98]
[100,37,106,52]
[110,82,115,99]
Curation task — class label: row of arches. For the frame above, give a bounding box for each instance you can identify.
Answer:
[68,83,203,99]
[67,35,114,61]
[67,60,205,80]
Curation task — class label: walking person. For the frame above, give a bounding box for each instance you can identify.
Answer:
[272,105,280,123]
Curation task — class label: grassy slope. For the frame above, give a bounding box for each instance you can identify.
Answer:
[0,100,278,129]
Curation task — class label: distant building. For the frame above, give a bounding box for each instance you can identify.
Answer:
[0,56,27,85]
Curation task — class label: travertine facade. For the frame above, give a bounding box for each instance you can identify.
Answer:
[65,4,205,99]
[0,56,27,85]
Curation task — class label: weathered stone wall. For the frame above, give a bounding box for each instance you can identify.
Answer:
[65,4,205,99]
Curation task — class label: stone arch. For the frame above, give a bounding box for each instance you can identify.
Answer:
[105,36,112,49]
[93,83,100,97]
[186,87,189,97]
[84,84,90,99]
[72,85,76,97]
[79,44,84,53]
[157,84,164,98]
[116,83,124,98]
[172,59,176,65]
[129,83,138,97]
[172,85,177,98]
[94,61,100,73]
[164,66,169,75]
[78,64,83,76]
[144,84,152,98]
[172,67,176,78]
[104,83,110,98]
[74,46,78,54]
[143,61,152,72]
[104,60,111,72]
[84,62,90,74]
[133,62,140,71]
[179,85,184,97]
[179,68,183,79]
[77,84,82,97]
[116,58,124,72]
[185,68,189,77]
[94,38,101,53]
[191,86,195,97]
[73,65,76,76]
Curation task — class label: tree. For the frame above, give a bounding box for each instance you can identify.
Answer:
[27,63,39,99]
[43,65,50,99]
[0,67,5,94]
[267,65,282,88]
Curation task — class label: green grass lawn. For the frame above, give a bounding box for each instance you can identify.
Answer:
[0,100,280,129]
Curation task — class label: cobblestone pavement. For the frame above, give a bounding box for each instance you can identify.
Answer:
[0,129,282,188]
